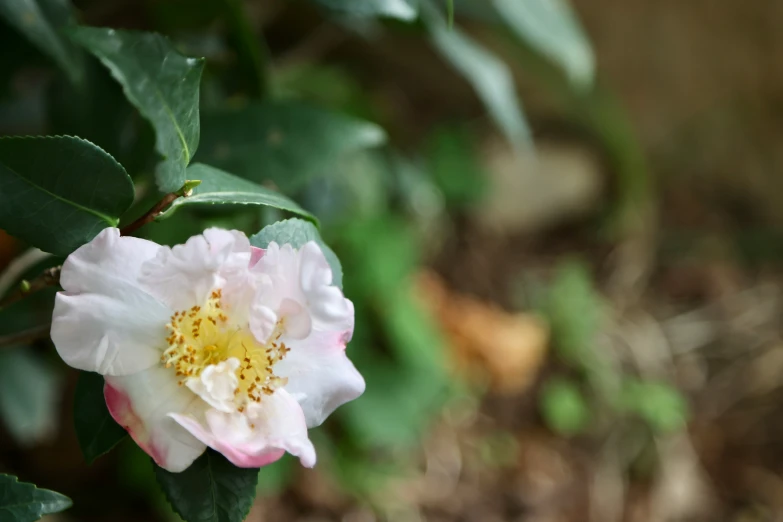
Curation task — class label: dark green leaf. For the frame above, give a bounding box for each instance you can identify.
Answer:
[250,218,342,289]
[69,27,205,192]
[0,0,84,84]
[0,135,135,256]
[157,163,317,225]
[422,2,530,147]
[0,474,72,521]
[196,101,385,194]
[0,348,61,446]
[493,0,594,88]
[154,449,259,522]
[48,58,156,176]
[310,0,417,20]
[74,371,127,464]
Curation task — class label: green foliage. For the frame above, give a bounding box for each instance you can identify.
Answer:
[541,260,603,370]
[422,1,530,148]
[197,101,386,194]
[0,474,72,521]
[426,126,486,208]
[158,163,317,224]
[310,0,417,20]
[618,379,688,434]
[337,217,450,449]
[69,27,205,192]
[250,218,342,289]
[73,371,127,464]
[493,0,594,88]
[540,378,590,436]
[0,135,134,256]
[0,348,61,446]
[255,455,294,497]
[48,58,155,176]
[0,0,84,85]
[0,0,601,515]
[154,450,259,522]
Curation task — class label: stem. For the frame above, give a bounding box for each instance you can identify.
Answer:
[119,180,201,237]
[0,181,200,312]
[0,266,61,311]
[0,248,51,299]
[0,324,51,348]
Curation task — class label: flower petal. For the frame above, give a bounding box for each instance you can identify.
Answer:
[105,365,207,472]
[170,388,316,468]
[52,228,171,375]
[299,242,353,333]
[139,228,250,310]
[275,327,365,428]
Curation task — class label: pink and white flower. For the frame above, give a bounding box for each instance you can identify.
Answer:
[51,228,364,472]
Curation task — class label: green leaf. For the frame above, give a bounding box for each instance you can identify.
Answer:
[0,0,84,84]
[618,379,688,434]
[426,126,486,208]
[542,260,601,366]
[157,163,317,225]
[423,3,530,147]
[73,371,127,464]
[310,0,417,20]
[493,0,594,89]
[154,449,259,522]
[250,218,342,289]
[69,27,205,192]
[0,474,72,521]
[0,348,61,446]
[540,378,590,436]
[196,101,385,194]
[0,135,135,256]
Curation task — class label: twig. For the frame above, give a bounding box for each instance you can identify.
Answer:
[119,180,201,237]
[0,181,200,313]
[0,266,61,311]
[0,324,51,348]
[0,248,51,299]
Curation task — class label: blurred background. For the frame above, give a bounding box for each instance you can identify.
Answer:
[2,0,783,521]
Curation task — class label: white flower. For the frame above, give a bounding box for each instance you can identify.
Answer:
[51,228,364,472]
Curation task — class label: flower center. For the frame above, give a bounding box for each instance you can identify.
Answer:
[161,289,290,407]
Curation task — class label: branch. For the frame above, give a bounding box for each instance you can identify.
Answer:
[0,324,51,348]
[0,266,61,311]
[0,248,52,299]
[120,180,201,237]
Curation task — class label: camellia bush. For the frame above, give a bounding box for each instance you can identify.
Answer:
[0,0,596,520]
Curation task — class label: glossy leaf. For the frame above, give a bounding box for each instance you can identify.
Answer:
[0,348,61,446]
[0,135,134,256]
[196,101,385,194]
[0,0,84,84]
[74,371,127,464]
[157,163,317,225]
[155,449,259,522]
[69,27,205,192]
[310,0,417,20]
[423,3,530,147]
[250,218,342,289]
[493,0,594,88]
[0,474,72,522]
